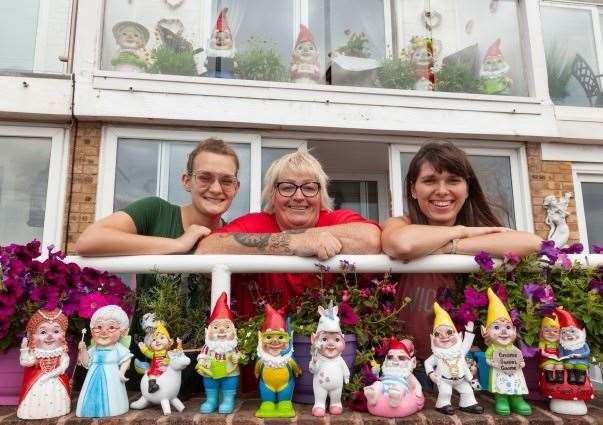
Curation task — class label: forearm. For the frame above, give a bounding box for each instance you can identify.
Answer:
[455,231,541,257]
[305,223,381,254]
[196,232,296,255]
[76,228,183,256]
[382,222,462,260]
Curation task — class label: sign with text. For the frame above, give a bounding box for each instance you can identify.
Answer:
[492,348,524,376]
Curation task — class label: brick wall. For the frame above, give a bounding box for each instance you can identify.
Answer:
[65,122,102,254]
[526,142,579,243]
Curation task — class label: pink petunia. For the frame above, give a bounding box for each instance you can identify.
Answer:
[78,292,109,319]
[338,301,360,326]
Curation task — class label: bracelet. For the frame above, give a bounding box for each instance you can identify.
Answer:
[450,238,460,255]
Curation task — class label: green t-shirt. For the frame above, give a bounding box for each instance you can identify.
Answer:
[122,196,184,240]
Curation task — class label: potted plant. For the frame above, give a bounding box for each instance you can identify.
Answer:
[234,39,289,82]
[330,30,379,87]
[148,19,202,76]
[0,240,134,404]
[434,63,481,94]
[545,44,572,103]
[377,57,415,90]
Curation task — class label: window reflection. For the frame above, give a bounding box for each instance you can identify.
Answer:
[581,182,603,248]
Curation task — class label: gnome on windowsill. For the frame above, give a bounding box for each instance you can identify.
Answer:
[290,24,321,84]
[111,21,151,73]
[207,7,234,58]
[479,38,512,95]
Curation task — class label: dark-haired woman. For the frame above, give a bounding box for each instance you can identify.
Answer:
[382,142,541,360]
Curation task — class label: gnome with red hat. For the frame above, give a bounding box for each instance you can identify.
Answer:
[196,292,240,414]
[290,24,321,84]
[363,337,425,417]
[479,38,512,94]
[208,7,234,58]
[255,304,301,418]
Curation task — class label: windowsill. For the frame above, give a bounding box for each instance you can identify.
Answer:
[0,71,70,79]
[554,105,603,122]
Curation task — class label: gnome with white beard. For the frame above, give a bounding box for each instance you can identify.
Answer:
[424,302,483,416]
[479,39,512,94]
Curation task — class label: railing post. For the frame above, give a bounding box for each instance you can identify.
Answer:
[211,264,231,309]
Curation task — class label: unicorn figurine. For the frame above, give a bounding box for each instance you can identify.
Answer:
[309,303,350,417]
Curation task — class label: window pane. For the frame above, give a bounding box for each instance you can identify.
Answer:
[393,0,527,96]
[261,147,295,187]
[0,137,51,244]
[581,182,603,247]
[399,152,516,228]
[330,180,379,222]
[541,6,600,107]
[114,139,158,211]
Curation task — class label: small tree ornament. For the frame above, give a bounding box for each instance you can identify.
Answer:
[17,309,71,420]
[309,303,349,417]
[255,304,301,418]
[290,24,321,84]
[481,288,531,416]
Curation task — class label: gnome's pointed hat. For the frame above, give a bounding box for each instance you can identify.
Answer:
[485,39,502,58]
[316,303,341,334]
[433,302,455,331]
[154,321,171,338]
[486,287,511,327]
[388,337,415,357]
[555,307,582,329]
[295,24,316,46]
[208,292,234,323]
[541,314,560,329]
[261,304,287,332]
[215,7,230,32]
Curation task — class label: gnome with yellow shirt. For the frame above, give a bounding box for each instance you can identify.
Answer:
[538,314,564,385]
[424,302,483,415]
[482,288,531,416]
[138,321,178,394]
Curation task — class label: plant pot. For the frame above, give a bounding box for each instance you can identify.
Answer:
[206,56,235,79]
[330,55,378,88]
[292,334,356,404]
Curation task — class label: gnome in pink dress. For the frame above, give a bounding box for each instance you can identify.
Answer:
[290,24,321,84]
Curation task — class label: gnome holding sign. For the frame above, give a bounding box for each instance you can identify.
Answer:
[290,24,321,84]
[479,39,512,94]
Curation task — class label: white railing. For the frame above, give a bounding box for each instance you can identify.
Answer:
[66,254,603,308]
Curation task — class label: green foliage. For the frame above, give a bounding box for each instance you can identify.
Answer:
[137,273,211,348]
[335,31,371,58]
[435,63,480,94]
[377,57,416,90]
[149,45,198,76]
[235,314,264,366]
[111,51,148,70]
[234,40,289,82]
[545,44,572,101]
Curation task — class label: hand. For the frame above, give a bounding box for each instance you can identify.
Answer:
[519,361,525,368]
[455,225,511,239]
[20,338,28,350]
[428,372,438,384]
[78,341,87,351]
[230,351,240,365]
[291,232,342,261]
[178,224,211,253]
[138,342,145,351]
[465,321,475,333]
[120,374,129,383]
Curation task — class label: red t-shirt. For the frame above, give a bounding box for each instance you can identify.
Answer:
[213,209,380,318]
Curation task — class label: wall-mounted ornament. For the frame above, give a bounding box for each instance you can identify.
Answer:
[421,10,442,32]
[465,19,474,35]
[490,0,499,14]
[164,0,185,8]
[543,192,572,247]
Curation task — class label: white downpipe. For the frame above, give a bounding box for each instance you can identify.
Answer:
[211,264,231,308]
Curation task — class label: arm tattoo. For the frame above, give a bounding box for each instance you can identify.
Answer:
[268,233,293,255]
[233,233,270,251]
[231,231,296,254]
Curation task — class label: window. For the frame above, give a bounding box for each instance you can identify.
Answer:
[541,2,603,107]
[0,0,71,73]
[573,164,603,252]
[390,142,532,230]
[99,128,306,222]
[0,127,68,247]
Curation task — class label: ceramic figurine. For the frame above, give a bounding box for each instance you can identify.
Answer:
[17,309,71,420]
[481,288,531,416]
[130,340,190,415]
[255,304,301,418]
[196,292,240,414]
[425,303,483,415]
[364,338,424,417]
[76,305,133,418]
[543,193,572,247]
[410,36,436,91]
[290,25,321,84]
[137,320,175,394]
[207,7,234,58]
[111,21,151,72]
[309,303,349,416]
[479,39,512,94]
[538,314,564,386]
[540,308,594,415]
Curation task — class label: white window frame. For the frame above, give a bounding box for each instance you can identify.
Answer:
[0,124,69,247]
[388,140,533,231]
[32,0,71,73]
[98,127,311,219]
[572,162,603,252]
[329,173,389,223]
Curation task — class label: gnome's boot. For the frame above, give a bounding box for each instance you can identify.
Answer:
[509,395,532,416]
[218,390,237,414]
[494,394,510,416]
[575,369,587,385]
[556,369,565,384]
[148,379,160,393]
[567,368,577,384]
[545,369,556,383]
[201,389,219,413]
[276,400,296,417]
[255,401,276,418]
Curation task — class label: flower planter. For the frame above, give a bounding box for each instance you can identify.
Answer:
[330,55,379,88]
[292,334,356,404]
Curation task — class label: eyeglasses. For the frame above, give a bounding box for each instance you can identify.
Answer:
[275,181,320,197]
[191,171,238,192]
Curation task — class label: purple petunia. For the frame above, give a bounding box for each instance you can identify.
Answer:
[560,243,584,254]
[463,287,488,308]
[540,240,560,265]
[475,251,494,271]
[453,303,476,328]
[593,245,603,254]
[338,301,360,326]
[558,253,572,270]
[523,282,543,301]
[360,362,379,385]
[504,252,522,267]
[589,279,603,295]
[510,308,522,328]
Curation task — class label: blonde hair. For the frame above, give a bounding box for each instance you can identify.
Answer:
[262,150,333,213]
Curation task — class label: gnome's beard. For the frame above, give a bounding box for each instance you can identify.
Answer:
[205,329,238,354]
[382,364,412,379]
[480,61,509,78]
[257,344,293,368]
[432,338,463,360]
[560,329,586,351]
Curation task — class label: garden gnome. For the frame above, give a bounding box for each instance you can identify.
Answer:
[111,21,151,72]
[255,304,301,418]
[138,321,175,393]
[546,307,594,415]
[410,36,435,91]
[482,288,531,416]
[196,292,240,414]
[309,303,349,417]
[17,309,71,420]
[364,338,424,418]
[538,314,564,385]
[424,302,483,415]
[76,305,133,418]
[290,24,321,84]
[207,7,234,57]
[479,39,512,94]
